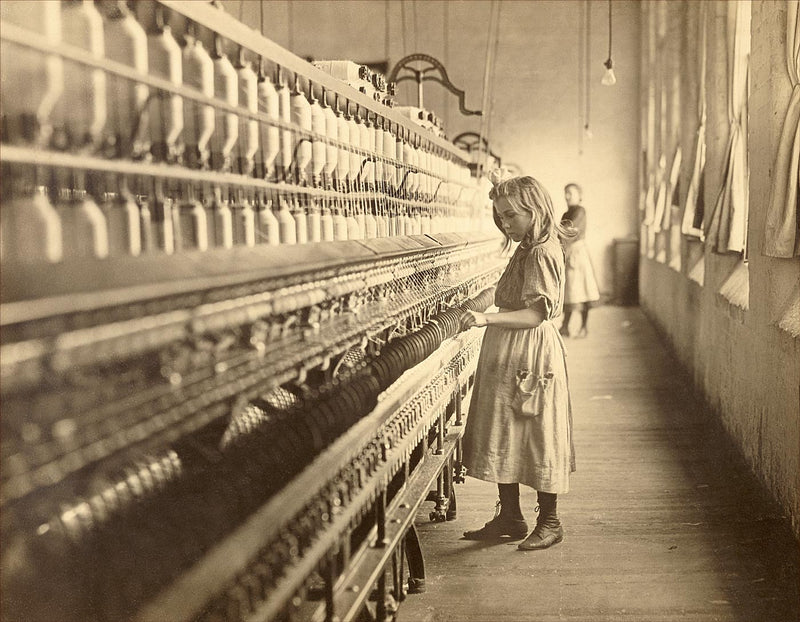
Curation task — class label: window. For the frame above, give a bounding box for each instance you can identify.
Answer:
[681,1,707,239]
[763,2,800,259]
[705,0,751,255]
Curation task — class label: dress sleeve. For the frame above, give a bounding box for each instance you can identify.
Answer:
[571,206,587,236]
[520,243,562,318]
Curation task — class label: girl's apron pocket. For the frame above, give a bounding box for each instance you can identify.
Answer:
[512,369,555,418]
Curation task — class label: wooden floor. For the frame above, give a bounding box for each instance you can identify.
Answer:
[401,306,799,622]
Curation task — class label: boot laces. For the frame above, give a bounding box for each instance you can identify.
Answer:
[492,499,502,519]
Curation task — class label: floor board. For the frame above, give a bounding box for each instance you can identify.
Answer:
[400,306,799,622]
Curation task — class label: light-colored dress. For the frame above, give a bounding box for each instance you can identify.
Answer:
[562,205,600,308]
[462,235,576,494]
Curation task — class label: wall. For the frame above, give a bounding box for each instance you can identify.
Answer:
[638,1,800,537]
[222,0,642,298]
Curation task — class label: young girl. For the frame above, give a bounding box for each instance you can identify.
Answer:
[560,182,600,338]
[460,173,576,551]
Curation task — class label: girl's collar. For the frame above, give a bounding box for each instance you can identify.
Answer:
[519,231,550,250]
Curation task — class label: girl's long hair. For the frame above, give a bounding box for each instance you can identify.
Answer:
[488,173,577,249]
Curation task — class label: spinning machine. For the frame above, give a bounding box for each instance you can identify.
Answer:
[0,2,506,620]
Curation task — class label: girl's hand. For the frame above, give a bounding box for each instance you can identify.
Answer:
[460,311,489,330]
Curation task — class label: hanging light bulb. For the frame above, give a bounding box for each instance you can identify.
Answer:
[601,58,617,86]
[600,0,616,86]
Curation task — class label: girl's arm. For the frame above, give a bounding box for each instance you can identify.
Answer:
[460,306,545,330]
[572,206,587,234]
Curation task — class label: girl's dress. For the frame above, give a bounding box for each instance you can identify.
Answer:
[462,235,575,494]
[561,204,600,308]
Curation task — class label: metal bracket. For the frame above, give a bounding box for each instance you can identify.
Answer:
[452,131,501,166]
[387,54,482,116]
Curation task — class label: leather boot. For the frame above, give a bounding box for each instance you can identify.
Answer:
[463,484,528,540]
[517,491,564,550]
[462,501,529,540]
[498,483,524,520]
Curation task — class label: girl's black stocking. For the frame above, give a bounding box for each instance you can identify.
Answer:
[498,483,524,519]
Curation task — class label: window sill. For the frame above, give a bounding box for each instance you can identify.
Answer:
[688,254,705,286]
[718,260,749,311]
[777,284,800,339]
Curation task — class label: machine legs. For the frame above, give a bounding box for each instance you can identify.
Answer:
[404,524,426,594]
[428,455,459,522]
